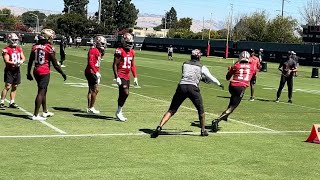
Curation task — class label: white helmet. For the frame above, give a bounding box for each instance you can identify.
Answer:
[121,33,134,49]
[39,29,56,43]
[191,49,202,59]
[239,51,250,62]
[7,33,19,46]
[94,36,107,50]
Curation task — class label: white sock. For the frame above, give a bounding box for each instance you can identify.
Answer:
[0,99,4,104]
[117,106,123,113]
[10,100,14,104]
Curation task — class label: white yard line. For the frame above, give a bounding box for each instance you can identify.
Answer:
[57,73,277,132]
[5,99,67,134]
[0,130,309,139]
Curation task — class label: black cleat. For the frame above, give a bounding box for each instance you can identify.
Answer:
[8,103,18,108]
[151,126,162,138]
[212,119,220,133]
[0,103,5,110]
[288,99,292,104]
[201,129,209,136]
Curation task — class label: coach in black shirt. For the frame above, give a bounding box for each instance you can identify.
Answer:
[275,55,297,103]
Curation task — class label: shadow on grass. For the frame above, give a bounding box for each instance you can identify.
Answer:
[0,111,30,120]
[139,128,198,137]
[52,107,86,113]
[73,113,116,120]
[190,121,212,130]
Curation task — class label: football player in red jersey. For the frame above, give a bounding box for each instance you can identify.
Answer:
[112,33,138,121]
[85,36,106,114]
[248,49,261,101]
[0,33,26,110]
[27,29,67,121]
[212,51,256,132]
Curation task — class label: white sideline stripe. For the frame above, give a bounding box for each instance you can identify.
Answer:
[4,100,67,134]
[0,131,310,139]
[56,73,276,132]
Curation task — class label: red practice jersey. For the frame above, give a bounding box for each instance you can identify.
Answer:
[249,56,261,72]
[31,43,55,75]
[114,48,135,80]
[227,62,256,87]
[2,46,23,70]
[85,47,101,74]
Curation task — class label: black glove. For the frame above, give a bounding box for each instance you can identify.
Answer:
[219,84,224,90]
[62,73,67,81]
[27,74,33,81]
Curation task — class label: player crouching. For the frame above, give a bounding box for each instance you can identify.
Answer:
[113,33,138,121]
[85,36,106,114]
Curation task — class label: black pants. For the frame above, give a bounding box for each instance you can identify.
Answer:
[60,50,66,63]
[168,84,204,115]
[276,75,293,100]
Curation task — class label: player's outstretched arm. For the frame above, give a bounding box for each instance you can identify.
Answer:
[50,52,66,81]
[202,66,223,89]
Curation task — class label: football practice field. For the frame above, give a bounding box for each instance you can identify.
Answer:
[0,43,320,179]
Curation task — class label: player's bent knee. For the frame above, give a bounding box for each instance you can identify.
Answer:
[168,109,177,116]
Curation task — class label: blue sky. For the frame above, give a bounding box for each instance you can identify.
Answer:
[0,0,309,23]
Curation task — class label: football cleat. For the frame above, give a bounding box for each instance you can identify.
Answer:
[288,99,292,104]
[43,111,54,118]
[275,98,280,103]
[115,112,127,122]
[249,97,255,102]
[0,103,5,110]
[8,103,18,108]
[60,65,66,68]
[87,107,100,114]
[31,115,47,121]
[212,119,220,133]
[201,129,209,136]
[151,126,162,138]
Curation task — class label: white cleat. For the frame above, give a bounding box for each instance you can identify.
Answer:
[115,112,127,122]
[43,111,54,118]
[31,115,47,121]
[60,65,66,68]
[87,107,100,114]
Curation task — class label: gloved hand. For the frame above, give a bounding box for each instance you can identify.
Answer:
[116,77,122,86]
[219,84,224,90]
[134,77,139,86]
[15,60,22,67]
[95,72,101,79]
[27,74,33,81]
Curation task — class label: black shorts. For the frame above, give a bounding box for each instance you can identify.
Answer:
[250,75,256,85]
[169,84,204,114]
[229,85,246,98]
[168,52,173,57]
[34,73,50,89]
[85,72,98,87]
[119,78,130,90]
[4,68,21,85]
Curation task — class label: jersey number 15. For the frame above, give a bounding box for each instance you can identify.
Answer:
[122,57,132,69]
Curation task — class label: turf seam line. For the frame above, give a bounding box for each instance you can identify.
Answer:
[4,99,67,134]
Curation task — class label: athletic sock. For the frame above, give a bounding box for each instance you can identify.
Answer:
[117,106,123,113]
[10,100,14,104]
[0,99,4,104]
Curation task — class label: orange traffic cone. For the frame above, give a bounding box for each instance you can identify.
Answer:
[306,124,320,144]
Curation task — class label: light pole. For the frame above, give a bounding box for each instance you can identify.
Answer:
[29,13,39,33]
[164,10,167,30]
[98,0,102,24]
[209,13,213,39]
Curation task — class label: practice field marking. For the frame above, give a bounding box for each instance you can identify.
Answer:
[55,72,276,132]
[0,130,309,139]
[4,99,67,134]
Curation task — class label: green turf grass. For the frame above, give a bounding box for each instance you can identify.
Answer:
[0,43,319,179]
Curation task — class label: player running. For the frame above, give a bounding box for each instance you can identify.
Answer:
[27,29,67,121]
[248,49,261,101]
[0,33,26,110]
[212,51,257,132]
[113,33,138,121]
[85,36,106,114]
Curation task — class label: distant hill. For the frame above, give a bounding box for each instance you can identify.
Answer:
[1,5,225,32]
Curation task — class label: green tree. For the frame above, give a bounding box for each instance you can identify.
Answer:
[300,0,320,25]
[0,8,17,30]
[115,0,139,31]
[21,11,47,28]
[265,15,300,43]
[63,0,89,16]
[43,14,63,34]
[98,0,117,33]
[176,17,193,31]
[57,13,90,36]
